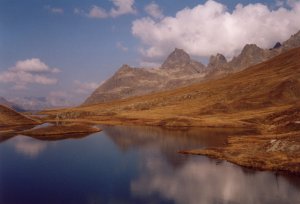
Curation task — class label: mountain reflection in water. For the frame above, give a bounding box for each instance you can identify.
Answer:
[0,125,299,204]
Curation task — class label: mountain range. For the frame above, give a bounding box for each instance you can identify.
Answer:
[0,96,72,112]
[84,30,300,105]
[54,46,299,126]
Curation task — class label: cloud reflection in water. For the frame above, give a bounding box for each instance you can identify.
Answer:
[12,136,47,158]
[131,148,300,204]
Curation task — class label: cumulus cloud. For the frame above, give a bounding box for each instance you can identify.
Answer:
[116,41,129,52]
[11,58,60,73]
[75,0,136,19]
[0,58,60,90]
[73,80,99,94]
[145,2,164,19]
[132,0,300,61]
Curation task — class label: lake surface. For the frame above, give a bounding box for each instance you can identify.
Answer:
[0,125,300,204]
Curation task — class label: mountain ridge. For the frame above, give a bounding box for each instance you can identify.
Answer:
[84,30,300,105]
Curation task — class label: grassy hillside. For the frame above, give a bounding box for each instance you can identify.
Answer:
[43,47,300,129]
[0,105,39,126]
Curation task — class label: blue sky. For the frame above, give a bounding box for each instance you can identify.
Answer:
[0,0,299,105]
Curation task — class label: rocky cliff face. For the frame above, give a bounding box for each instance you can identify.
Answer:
[84,30,300,105]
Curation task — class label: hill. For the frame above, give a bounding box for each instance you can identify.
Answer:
[0,97,25,112]
[0,105,39,126]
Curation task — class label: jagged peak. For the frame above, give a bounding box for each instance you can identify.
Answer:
[282,30,300,50]
[210,53,227,62]
[273,42,282,49]
[207,53,227,70]
[242,44,261,51]
[161,48,191,69]
[238,44,264,56]
[118,64,132,72]
[291,30,300,38]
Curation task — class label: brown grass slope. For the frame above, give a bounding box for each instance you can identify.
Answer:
[43,47,300,128]
[0,105,38,126]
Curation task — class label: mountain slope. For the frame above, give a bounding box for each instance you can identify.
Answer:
[0,97,25,112]
[42,47,300,174]
[85,30,300,105]
[0,105,39,126]
[208,31,300,74]
[84,49,207,105]
[45,47,300,129]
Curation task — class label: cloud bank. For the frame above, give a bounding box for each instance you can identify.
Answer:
[132,0,300,61]
[0,58,60,90]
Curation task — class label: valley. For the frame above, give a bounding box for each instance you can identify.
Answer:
[1,31,300,175]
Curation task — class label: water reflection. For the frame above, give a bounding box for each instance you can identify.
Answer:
[0,125,299,204]
[12,136,48,158]
[105,126,300,204]
[131,155,300,204]
[104,125,251,167]
[104,125,254,151]
[0,125,35,143]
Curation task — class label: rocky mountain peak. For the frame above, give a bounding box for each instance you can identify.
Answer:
[282,30,300,50]
[161,48,191,69]
[228,44,266,71]
[241,44,262,54]
[119,64,132,71]
[273,42,282,49]
[207,53,227,70]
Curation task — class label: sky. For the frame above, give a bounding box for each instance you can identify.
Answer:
[0,0,300,105]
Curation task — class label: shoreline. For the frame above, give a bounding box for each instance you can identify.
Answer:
[179,131,300,175]
[1,116,299,175]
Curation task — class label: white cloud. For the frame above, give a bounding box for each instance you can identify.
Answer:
[73,80,99,94]
[11,58,60,73]
[75,0,136,19]
[110,0,136,17]
[116,41,129,52]
[0,58,60,90]
[88,5,108,18]
[132,0,300,60]
[45,5,64,14]
[145,2,164,19]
